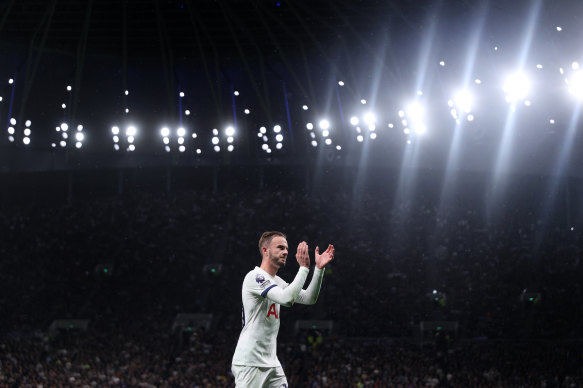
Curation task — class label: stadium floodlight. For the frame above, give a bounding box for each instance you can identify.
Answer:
[275,143,282,149]
[370,133,377,140]
[338,81,344,86]
[67,85,72,91]
[368,124,376,131]
[185,110,191,116]
[567,71,583,99]
[388,123,394,128]
[224,136,232,144]
[212,136,219,145]
[24,128,31,136]
[263,136,268,142]
[319,119,330,130]
[357,135,364,142]
[306,123,313,130]
[51,143,56,148]
[179,145,186,152]
[350,116,359,126]
[361,99,367,104]
[266,148,272,154]
[453,89,473,113]
[273,125,282,133]
[572,62,580,70]
[212,128,219,136]
[227,145,234,152]
[336,145,341,150]
[556,26,562,31]
[398,110,405,118]
[275,134,283,142]
[160,127,170,137]
[214,145,220,152]
[127,136,135,144]
[364,113,376,124]
[125,108,129,113]
[77,125,83,131]
[114,144,120,151]
[113,136,119,143]
[75,142,82,149]
[325,138,332,145]
[536,64,543,69]
[310,132,316,139]
[302,105,308,110]
[178,137,184,145]
[234,90,240,96]
[125,90,129,95]
[179,92,185,97]
[244,109,250,114]
[62,103,67,109]
[260,126,267,134]
[322,130,330,137]
[10,118,16,125]
[177,127,186,137]
[23,137,30,145]
[165,145,171,152]
[225,126,235,137]
[196,149,202,154]
[311,140,317,147]
[262,144,268,150]
[8,78,13,84]
[25,120,31,127]
[407,139,412,144]
[550,119,555,124]
[417,90,423,96]
[0,96,2,101]
[163,137,170,144]
[503,72,530,103]
[439,60,445,67]
[128,145,135,151]
[126,126,136,136]
[111,126,120,135]
[7,127,14,135]
[257,132,262,137]
[192,133,197,138]
[467,114,475,121]
[8,136,14,142]
[403,128,410,134]
[62,132,68,139]
[75,132,84,142]
[60,140,66,147]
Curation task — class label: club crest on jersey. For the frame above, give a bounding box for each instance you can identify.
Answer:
[255,274,266,283]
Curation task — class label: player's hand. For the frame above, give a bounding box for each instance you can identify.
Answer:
[296,241,310,268]
[315,244,334,269]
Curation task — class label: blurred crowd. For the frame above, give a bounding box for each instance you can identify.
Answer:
[1,175,582,386]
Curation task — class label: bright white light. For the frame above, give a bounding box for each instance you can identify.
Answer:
[417,90,423,96]
[338,81,344,86]
[0,96,2,101]
[60,140,66,147]
[302,105,308,110]
[266,148,272,154]
[234,90,239,96]
[503,72,531,102]
[56,126,60,132]
[77,125,83,131]
[260,126,267,134]
[454,89,473,113]
[227,136,234,143]
[178,137,184,145]
[177,127,186,137]
[228,145,234,152]
[439,61,445,67]
[273,125,282,133]
[8,78,13,84]
[262,144,269,150]
[160,127,170,137]
[398,110,405,118]
[126,126,136,136]
[494,46,498,51]
[350,116,359,125]
[62,103,67,109]
[257,132,262,137]
[276,143,283,149]
[364,113,376,124]
[67,85,72,91]
[125,108,129,113]
[403,128,410,134]
[7,127,14,134]
[179,92,185,97]
[8,136,14,142]
[62,132,68,139]
[475,79,482,84]
[336,145,341,150]
[185,109,191,115]
[192,133,197,138]
[196,149,202,154]
[322,130,329,137]
[370,133,377,140]
[225,126,235,137]
[355,127,361,133]
[275,134,283,142]
[113,136,119,143]
[406,102,424,120]
[212,128,219,136]
[560,67,564,75]
[319,120,330,130]
[127,136,134,143]
[524,100,532,106]
[263,136,268,142]
[25,120,31,127]
[311,140,318,147]
[388,123,394,128]
[414,124,427,135]
[128,145,135,151]
[568,71,583,99]
[244,109,250,114]
[179,145,186,152]
[368,124,375,131]
[360,99,367,104]
[10,118,16,125]
[356,135,364,142]
[214,145,220,152]
[24,128,31,136]
[467,114,475,121]
[407,139,412,144]
[550,119,555,124]
[51,143,56,148]
[165,145,171,152]
[306,123,313,130]
[75,142,82,149]
[212,136,219,145]
[163,137,170,144]
[111,126,119,135]
[114,144,120,151]
[556,26,562,31]
[325,138,332,145]
[23,137,30,145]
[536,64,543,69]
[573,62,580,70]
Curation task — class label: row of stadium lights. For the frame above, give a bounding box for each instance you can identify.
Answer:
[3,50,582,150]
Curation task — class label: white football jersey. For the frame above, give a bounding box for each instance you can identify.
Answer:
[232,266,293,367]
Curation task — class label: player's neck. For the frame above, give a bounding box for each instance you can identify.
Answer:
[260,259,278,277]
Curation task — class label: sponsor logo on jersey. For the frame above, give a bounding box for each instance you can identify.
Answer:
[255,274,265,283]
[259,280,271,289]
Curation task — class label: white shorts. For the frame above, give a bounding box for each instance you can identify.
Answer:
[231,365,288,388]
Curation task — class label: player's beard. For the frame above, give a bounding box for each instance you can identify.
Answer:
[270,252,286,268]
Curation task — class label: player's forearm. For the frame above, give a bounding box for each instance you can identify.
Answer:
[265,267,309,306]
[296,267,324,305]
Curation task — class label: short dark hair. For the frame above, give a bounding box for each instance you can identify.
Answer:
[258,231,287,256]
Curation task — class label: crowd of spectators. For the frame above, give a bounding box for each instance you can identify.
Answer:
[1,168,582,386]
